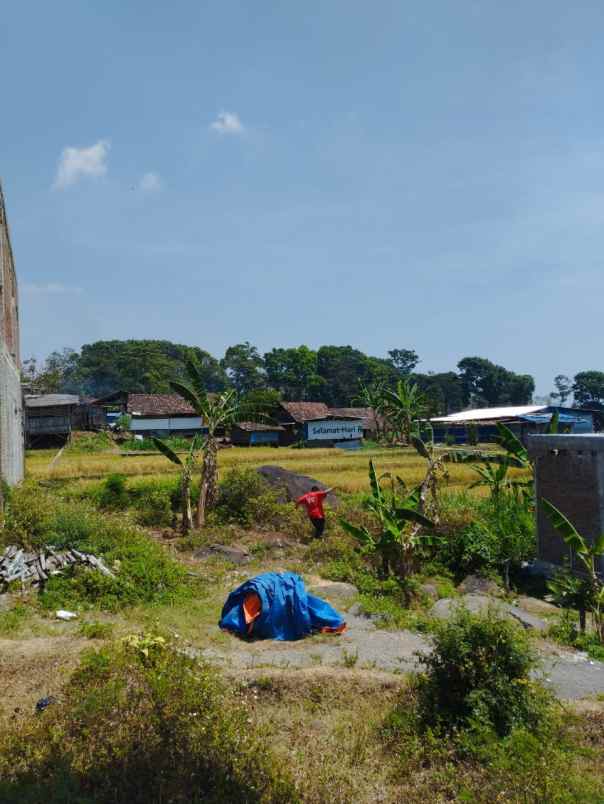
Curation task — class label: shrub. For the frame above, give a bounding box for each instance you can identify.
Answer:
[441,491,535,582]
[133,489,173,527]
[78,620,114,639]
[1,483,56,550]
[98,473,128,510]
[416,608,548,737]
[212,468,307,535]
[0,638,296,803]
[0,605,30,636]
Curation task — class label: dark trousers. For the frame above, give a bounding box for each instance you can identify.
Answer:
[310,516,325,538]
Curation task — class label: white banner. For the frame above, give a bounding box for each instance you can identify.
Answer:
[306,419,363,441]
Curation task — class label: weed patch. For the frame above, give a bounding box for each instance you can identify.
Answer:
[0,636,296,803]
[2,484,192,611]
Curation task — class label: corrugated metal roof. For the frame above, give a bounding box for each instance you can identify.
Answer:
[25,394,80,408]
[431,405,547,424]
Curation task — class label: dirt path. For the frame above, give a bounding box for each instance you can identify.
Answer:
[190,612,604,700]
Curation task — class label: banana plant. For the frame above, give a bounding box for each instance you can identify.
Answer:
[469,460,511,498]
[340,459,435,580]
[542,499,604,641]
[152,435,201,534]
[171,356,252,527]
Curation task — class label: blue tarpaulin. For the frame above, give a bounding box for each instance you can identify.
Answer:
[219,571,346,641]
[520,413,585,424]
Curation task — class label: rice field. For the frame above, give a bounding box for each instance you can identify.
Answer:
[26,444,526,495]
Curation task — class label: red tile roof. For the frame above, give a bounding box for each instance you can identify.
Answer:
[280,401,330,423]
[126,394,196,417]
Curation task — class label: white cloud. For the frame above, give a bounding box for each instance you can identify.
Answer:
[210,111,244,135]
[139,172,162,192]
[22,283,83,296]
[54,140,110,189]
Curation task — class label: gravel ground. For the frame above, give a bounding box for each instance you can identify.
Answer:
[193,614,604,700]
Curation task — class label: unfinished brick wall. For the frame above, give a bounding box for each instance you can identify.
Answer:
[528,435,604,576]
[0,181,24,484]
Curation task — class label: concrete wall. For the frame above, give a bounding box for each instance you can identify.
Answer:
[0,343,24,484]
[0,182,24,484]
[528,434,604,576]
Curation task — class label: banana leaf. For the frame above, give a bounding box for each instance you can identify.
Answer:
[541,499,588,555]
[152,437,183,466]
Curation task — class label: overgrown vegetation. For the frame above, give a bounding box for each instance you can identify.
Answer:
[415,608,547,736]
[2,483,191,611]
[0,636,296,803]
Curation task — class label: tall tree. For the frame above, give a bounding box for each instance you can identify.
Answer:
[22,348,80,394]
[388,349,420,375]
[573,371,604,410]
[316,345,373,406]
[457,357,534,407]
[74,340,227,397]
[221,342,265,394]
[413,371,465,417]
[263,346,324,400]
[551,374,573,405]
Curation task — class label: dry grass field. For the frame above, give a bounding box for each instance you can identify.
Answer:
[25,443,525,495]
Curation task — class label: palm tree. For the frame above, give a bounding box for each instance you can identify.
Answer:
[382,378,427,444]
[152,435,200,533]
[171,356,247,528]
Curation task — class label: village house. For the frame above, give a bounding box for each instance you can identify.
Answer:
[231,421,284,447]
[24,394,105,447]
[431,404,595,445]
[276,401,365,447]
[94,391,205,437]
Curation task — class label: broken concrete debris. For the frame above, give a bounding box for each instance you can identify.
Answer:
[0,544,115,591]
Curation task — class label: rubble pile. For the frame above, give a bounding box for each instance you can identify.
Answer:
[0,545,115,590]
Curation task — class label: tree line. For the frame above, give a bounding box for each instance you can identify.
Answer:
[22,339,604,415]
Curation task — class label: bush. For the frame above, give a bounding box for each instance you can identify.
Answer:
[133,489,174,527]
[0,637,296,803]
[212,468,306,535]
[441,491,535,581]
[416,608,548,737]
[98,473,128,510]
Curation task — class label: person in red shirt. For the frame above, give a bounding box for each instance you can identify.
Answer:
[295,485,334,538]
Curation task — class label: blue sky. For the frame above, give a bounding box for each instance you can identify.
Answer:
[3,1,604,395]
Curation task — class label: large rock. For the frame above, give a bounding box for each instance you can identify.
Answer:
[431,593,547,632]
[431,593,507,620]
[508,606,548,632]
[457,574,504,597]
[256,466,339,507]
[193,544,251,565]
[308,581,358,603]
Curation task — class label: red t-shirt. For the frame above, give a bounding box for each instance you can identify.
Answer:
[296,490,328,519]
